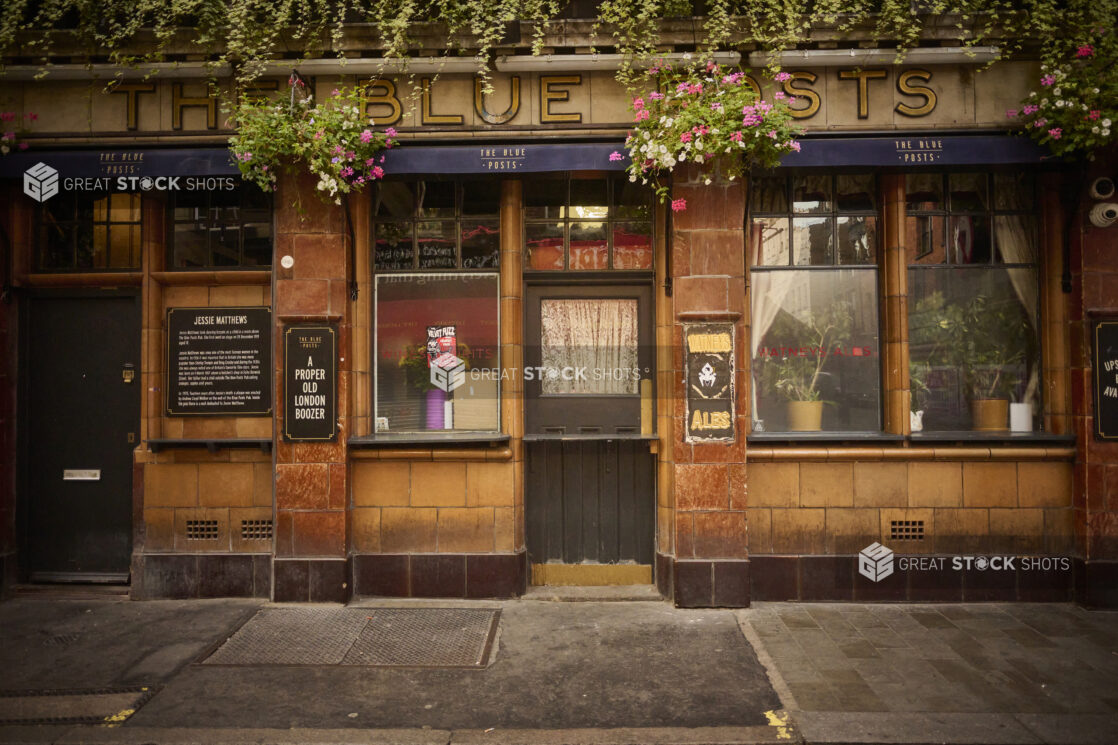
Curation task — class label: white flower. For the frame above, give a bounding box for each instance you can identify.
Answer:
[728,175,735,181]
[725,146,731,153]
[682,53,692,60]
[1054,87,1061,95]
[1104,129,1112,137]
[693,155,703,163]
[630,174,637,182]
[678,154,687,162]
[1093,88,1100,94]
[704,178,712,185]
[1093,126,1101,133]
[1104,119,1112,127]
[1040,98,1048,106]
[664,118,673,127]
[1030,91,1037,98]
[1056,100,1065,107]
[711,128,719,135]
[643,131,651,140]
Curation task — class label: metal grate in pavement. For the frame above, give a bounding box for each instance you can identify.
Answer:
[203,607,372,665]
[0,686,156,725]
[341,608,499,667]
[202,607,499,668]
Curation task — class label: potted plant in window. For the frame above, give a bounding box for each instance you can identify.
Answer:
[760,301,853,431]
[940,294,1032,431]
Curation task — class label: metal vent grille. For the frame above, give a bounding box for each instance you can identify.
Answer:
[185,520,219,540]
[890,520,925,540]
[240,519,273,540]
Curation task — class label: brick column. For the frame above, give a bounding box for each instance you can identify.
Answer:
[881,174,910,435]
[669,164,750,607]
[273,171,351,602]
[1070,149,1118,608]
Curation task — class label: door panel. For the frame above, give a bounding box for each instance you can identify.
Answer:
[25,295,140,581]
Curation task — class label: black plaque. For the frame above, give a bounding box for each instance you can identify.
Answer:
[167,307,271,416]
[684,323,735,441]
[1093,320,1118,440]
[284,325,337,442]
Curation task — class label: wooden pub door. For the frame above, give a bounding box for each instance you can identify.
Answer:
[524,282,656,584]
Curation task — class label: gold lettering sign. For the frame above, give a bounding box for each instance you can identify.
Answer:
[896,69,937,117]
[540,75,582,123]
[421,78,465,125]
[171,82,218,130]
[686,333,733,354]
[783,72,821,119]
[362,78,403,126]
[475,76,521,125]
[691,410,732,431]
[108,82,155,131]
[838,69,887,119]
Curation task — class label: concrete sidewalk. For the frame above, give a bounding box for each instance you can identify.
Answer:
[0,592,1115,744]
[740,602,1118,745]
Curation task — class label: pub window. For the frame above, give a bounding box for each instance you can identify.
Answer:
[372,179,501,433]
[36,192,142,271]
[906,172,1041,432]
[524,176,653,271]
[170,184,273,268]
[749,173,882,433]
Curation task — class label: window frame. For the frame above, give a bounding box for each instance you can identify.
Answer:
[34,191,143,272]
[166,184,274,270]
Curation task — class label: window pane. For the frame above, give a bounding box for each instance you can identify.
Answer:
[836,216,876,265]
[906,215,946,265]
[374,221,414,270]
[461,181,500,216]
[461,219,500,269]
[415,181,456,218]
[74,223,95,268]
[526,222,564,270]
[375,274,500,432]
[792,175,831,214]
[613,221,653,269]
[836,174,875,212]
[110,193,140,223]
[614,179,651,219]
[750,217,789,266]
[241,223,272,266]
[540,298,638,395]
[374,182,415,218]
[947,215,990,264]
[417,220,457,269]
[569,221,608,270]
[108,224,141,268]
[994,173,1034,211]
[751,174,787,213]
[908,267,1039,432]
[750,268,881,432]
[174,189,208,220]
[524,180,567,219]
[948,173,988,212]
[994,215,1037,264]
[906,173,942,212]
[570,179,608,218]
[792,217,833,265]
[39,213,75,269]
[211,225,240,266]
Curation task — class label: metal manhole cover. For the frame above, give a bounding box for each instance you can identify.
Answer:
[202,607,500,668]
[0,686,157,725]
[204,607,372,665]
[342,608,499,667]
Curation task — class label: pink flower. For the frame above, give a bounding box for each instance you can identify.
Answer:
[288,74,305,88]
[18,142,28,150]
[774,91,786,100]
[789,141,801,152]
[0,112,13,121]
[333,144,344,155]
[774,72,792,82]
[1077,44,1094,58]
[635,109,650,121]
[767,130,778,139]
[331,88,340,96]
[385,127,397,137]
[706,60,717,72]
[710,102,722,111]
[632,97,645,111]
[609,151,623,161]
[345,150,355,160]
[1006,109,1018,118]
[0,132,11,141]
[1023,104,1039,115]
[671,198,687,212]
[262,165,268,171]
[340,166,354,177]
[366,158,376,166]
[680,132,692,143]
[650,91,664,100]
[372,166,385,179]
[360,129,374,143]
[1040,74,1056,86]
[1034,118,1048,128]
[1048,127,1062,139]
[730,131,743,142]
[1088,110,1101,120]
[314,130,323,140]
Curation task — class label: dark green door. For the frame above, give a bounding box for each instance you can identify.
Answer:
[25,295,141,582]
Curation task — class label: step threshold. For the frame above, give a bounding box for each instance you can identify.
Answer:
[524,585,663,602]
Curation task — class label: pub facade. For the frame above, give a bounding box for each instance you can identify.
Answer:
[1,28,1116,607]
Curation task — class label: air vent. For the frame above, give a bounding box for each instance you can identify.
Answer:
[890,520,925,540]
[185,520,219,540]
[240,519,273,540]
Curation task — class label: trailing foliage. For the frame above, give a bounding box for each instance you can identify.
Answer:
[1,0,1116,155]
[617,59,799,207]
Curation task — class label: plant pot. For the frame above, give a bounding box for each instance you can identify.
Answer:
[425,388,447,430]
[787,400,823,431]
[1010,402,1033,432]
[970,398,1009,431]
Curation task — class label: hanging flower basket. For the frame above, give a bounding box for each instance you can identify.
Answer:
[229,83,399,204]
[613,59,801,210]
